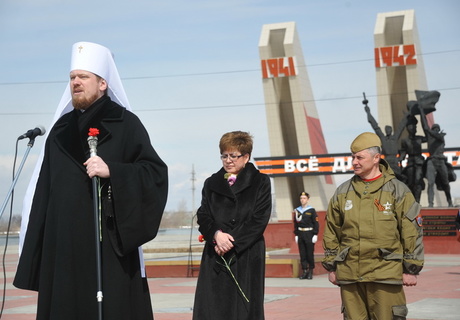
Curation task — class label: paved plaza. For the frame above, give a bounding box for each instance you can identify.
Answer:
[1,234,459,320]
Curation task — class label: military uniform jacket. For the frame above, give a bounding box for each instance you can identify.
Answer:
[322,160,424,285]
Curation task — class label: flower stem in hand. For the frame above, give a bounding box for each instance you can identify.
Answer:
[218,256,249,303]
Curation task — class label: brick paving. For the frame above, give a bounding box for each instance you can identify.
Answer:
[1,236,460,320]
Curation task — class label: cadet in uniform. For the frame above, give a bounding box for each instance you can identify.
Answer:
[293,192,319,279]
[322,132,424,320]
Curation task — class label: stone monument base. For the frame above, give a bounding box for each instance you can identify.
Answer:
[264,208,459,255]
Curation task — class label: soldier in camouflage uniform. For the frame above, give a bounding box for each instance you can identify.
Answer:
[322,132,424,320]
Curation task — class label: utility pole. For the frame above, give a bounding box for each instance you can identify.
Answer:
[191,164,196,215]
[187,164,199,277]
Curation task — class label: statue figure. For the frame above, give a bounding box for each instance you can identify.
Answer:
[362,93,407,180]
[417,90,455,207]
[399,110,426,203]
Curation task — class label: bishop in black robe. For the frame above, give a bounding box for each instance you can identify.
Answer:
[14,95,168,320]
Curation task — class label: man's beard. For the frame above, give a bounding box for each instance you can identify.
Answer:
[72,92,100,110]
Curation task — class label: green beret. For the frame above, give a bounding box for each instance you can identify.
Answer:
[350,132,381,153]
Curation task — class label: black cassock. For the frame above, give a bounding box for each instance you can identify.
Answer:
[14,96,168,320]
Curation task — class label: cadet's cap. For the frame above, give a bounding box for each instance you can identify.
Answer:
[299,191,309,198]
[350,132,381,153]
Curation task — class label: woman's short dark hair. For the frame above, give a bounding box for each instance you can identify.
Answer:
[219,131,253,155]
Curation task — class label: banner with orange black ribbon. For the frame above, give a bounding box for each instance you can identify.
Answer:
[254,148,460,177]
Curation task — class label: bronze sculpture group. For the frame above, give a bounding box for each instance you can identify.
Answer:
[363,90,456,207]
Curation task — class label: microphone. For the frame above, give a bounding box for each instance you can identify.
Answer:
[18,126,46,140]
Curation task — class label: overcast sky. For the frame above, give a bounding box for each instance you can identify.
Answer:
[0,0,459,216]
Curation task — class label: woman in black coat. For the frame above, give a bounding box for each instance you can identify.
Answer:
[193,131,272,320]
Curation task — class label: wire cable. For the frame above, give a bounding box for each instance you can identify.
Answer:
[0,139,19,318]
[0,49,458,86]
[1,87,459,116]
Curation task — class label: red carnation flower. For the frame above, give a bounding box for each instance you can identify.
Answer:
[198,235,205,242]
[88,128,100,137]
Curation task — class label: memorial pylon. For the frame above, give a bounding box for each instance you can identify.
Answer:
[374,10,445,207]
[374,9,434,139]
[258,22,335,219]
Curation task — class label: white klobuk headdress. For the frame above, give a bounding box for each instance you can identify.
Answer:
[19,42,136,258]
[55,41,132,120]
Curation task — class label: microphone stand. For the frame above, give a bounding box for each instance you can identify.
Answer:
[0,138,36,220]
[87,135,103,320]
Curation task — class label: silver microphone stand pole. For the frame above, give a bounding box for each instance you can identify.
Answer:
[0,137,37,220]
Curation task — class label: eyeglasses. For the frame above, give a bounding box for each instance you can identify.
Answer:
[220,153,245,161]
